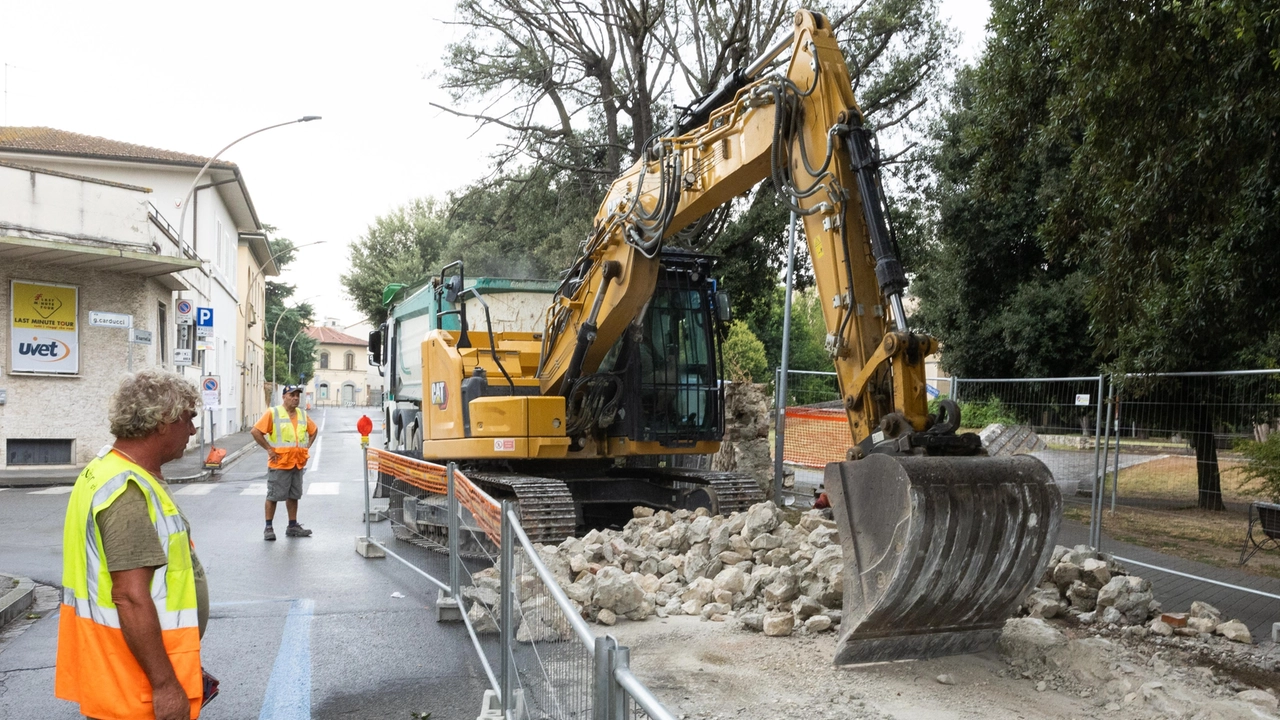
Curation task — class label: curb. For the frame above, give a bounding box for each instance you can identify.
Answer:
[169,441,259,484]
[0,574,36,631]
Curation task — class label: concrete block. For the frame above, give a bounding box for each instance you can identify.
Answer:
[1272,622,1280,644]
[355,536,385,559]
[0,575,36,630]
[437,589,463,622]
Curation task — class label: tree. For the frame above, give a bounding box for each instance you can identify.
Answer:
[263,231,318,388]
[910,0,1280,509]
[722,320,768,382]
[341,199,454,323]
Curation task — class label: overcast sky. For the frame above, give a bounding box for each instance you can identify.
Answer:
[2,0,990,329]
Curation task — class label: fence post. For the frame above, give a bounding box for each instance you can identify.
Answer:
[500,500,514,714]
[447,462,460,600]
[611,645,630,720]
[1111,386,1122,512]
[593,636,613,720]
[773,365,786,502]
[1090,375,1105,549]
[952,376,962,403]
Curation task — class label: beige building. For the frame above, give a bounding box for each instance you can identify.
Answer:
[0,127,273,476]
[306,323,372,407]
[236,237,278,429]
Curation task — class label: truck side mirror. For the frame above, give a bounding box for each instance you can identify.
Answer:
[444,275,464,304]
[368,327,384,365]
[715,291,732,323]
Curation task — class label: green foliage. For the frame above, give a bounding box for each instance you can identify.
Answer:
[955,397,1018,428]
[1236,434,1280,503]
[722,320,768,383]
[913,0,1280,378]
[341,199,453,323]
[262,229,317,386]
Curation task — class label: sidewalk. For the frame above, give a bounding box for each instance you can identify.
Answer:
[0,429,260,488]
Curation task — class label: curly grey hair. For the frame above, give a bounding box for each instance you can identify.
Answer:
[109,369,200,439]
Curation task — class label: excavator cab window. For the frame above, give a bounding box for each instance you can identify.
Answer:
[615,253,723,446]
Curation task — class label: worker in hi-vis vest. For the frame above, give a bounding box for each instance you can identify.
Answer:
[57,369,213,720]
[250,384,318,540]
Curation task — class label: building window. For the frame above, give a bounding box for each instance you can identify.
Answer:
[158,302,168,364]
[344,351,354,371]
[318,382,329,400]
[7,439,73,465]
[320,351,330,369]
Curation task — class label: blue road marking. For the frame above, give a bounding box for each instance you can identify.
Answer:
[259,598,314,720]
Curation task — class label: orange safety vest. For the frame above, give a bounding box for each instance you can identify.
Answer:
[265,405,311,469]
[56,447,202,720]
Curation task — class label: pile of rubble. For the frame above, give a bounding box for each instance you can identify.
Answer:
[1022,544,1254,644]
[463,502,1258,649]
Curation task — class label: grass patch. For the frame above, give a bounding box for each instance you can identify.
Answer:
[1064,504,1280,579]
[1114,455,1263,504]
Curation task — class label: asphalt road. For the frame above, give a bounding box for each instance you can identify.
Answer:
[0,407,490,720]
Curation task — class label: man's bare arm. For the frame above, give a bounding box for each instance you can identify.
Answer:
[111,567,191,720]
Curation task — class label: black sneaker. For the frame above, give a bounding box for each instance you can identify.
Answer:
[264,526,276,541]
[285,524,313,537]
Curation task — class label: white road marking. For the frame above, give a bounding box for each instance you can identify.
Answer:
[306,482,339,495]
[29,486,73,494]
[242,483,268,496]
[175,484,216,496]
[304,437,323,475]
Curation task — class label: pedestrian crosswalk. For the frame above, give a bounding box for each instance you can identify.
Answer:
[13,480,368,497]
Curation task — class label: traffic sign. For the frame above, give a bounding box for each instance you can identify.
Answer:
[89,311,132,329]
[128,329,153,345]
[174,349,193,366]
[196,307,214,328]
[176,299,194,326]
[201,375,220,408]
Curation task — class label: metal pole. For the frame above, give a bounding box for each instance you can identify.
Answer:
[1111,388,1122,512]
[447,462,460,599]
[127,341,134,372]
[1096,379,1115,548]
[1090,375,1105,549]
[774,210,799,503]
[611,645,629,720]
[362,440,372,540]
[199,350,206,463]
[499,499,513,713]
[593,636,612,720]
[772,366,784,499]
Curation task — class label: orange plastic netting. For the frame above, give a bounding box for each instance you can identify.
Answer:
[366,449,502,543]
[782,407,853,468]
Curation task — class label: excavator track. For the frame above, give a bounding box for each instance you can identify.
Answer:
[612,467,766,516]
[466,471,578,545]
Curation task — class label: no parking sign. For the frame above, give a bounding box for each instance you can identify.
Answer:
[201,375,220,408]
[176,299,194,326]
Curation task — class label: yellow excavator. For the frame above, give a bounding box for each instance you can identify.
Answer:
[395,9,1061,663]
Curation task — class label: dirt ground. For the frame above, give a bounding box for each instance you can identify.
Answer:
[604,615,1280,720]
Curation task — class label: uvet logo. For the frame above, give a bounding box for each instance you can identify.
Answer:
[17,337,72,362]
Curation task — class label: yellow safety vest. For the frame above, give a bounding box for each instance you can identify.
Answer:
[55,447,202,720]
[266,405,310,469]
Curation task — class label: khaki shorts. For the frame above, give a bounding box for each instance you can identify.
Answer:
[266,468,305,501]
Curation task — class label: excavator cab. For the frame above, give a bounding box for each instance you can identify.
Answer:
[600,251,726,448]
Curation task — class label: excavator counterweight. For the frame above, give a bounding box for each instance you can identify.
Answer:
[826,454,1061,663]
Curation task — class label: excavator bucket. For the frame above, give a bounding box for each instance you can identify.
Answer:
[825,454,1061,664]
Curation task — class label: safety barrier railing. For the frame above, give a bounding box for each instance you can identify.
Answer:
[360,444,676,720]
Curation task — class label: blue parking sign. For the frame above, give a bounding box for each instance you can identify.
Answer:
[196,307,214,327]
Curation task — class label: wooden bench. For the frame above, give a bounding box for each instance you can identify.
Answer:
[1239,501,1280,565]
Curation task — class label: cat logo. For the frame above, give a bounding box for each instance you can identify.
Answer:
[430,381,447,409]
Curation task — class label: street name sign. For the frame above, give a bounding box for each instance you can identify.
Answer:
[89,311,132,329]
[129,329,153,345]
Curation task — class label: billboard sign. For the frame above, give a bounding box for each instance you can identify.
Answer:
[11,281,79,374]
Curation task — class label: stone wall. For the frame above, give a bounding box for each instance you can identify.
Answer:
[712,381,774,497]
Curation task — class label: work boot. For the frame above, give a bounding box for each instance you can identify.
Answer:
[264,526,276,541]
[286,523,313,537]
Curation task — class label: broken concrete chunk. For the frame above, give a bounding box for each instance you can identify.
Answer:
[762,611,795,637]
[1217,619,1252,644]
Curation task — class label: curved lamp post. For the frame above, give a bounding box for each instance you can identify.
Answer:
[176,116,321,254]
[270,295,318,405]
[241,240,324,423]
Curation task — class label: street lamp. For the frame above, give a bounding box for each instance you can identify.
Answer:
[175,116,321,255]
[270,295,318,405]
[240,240,325,426]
